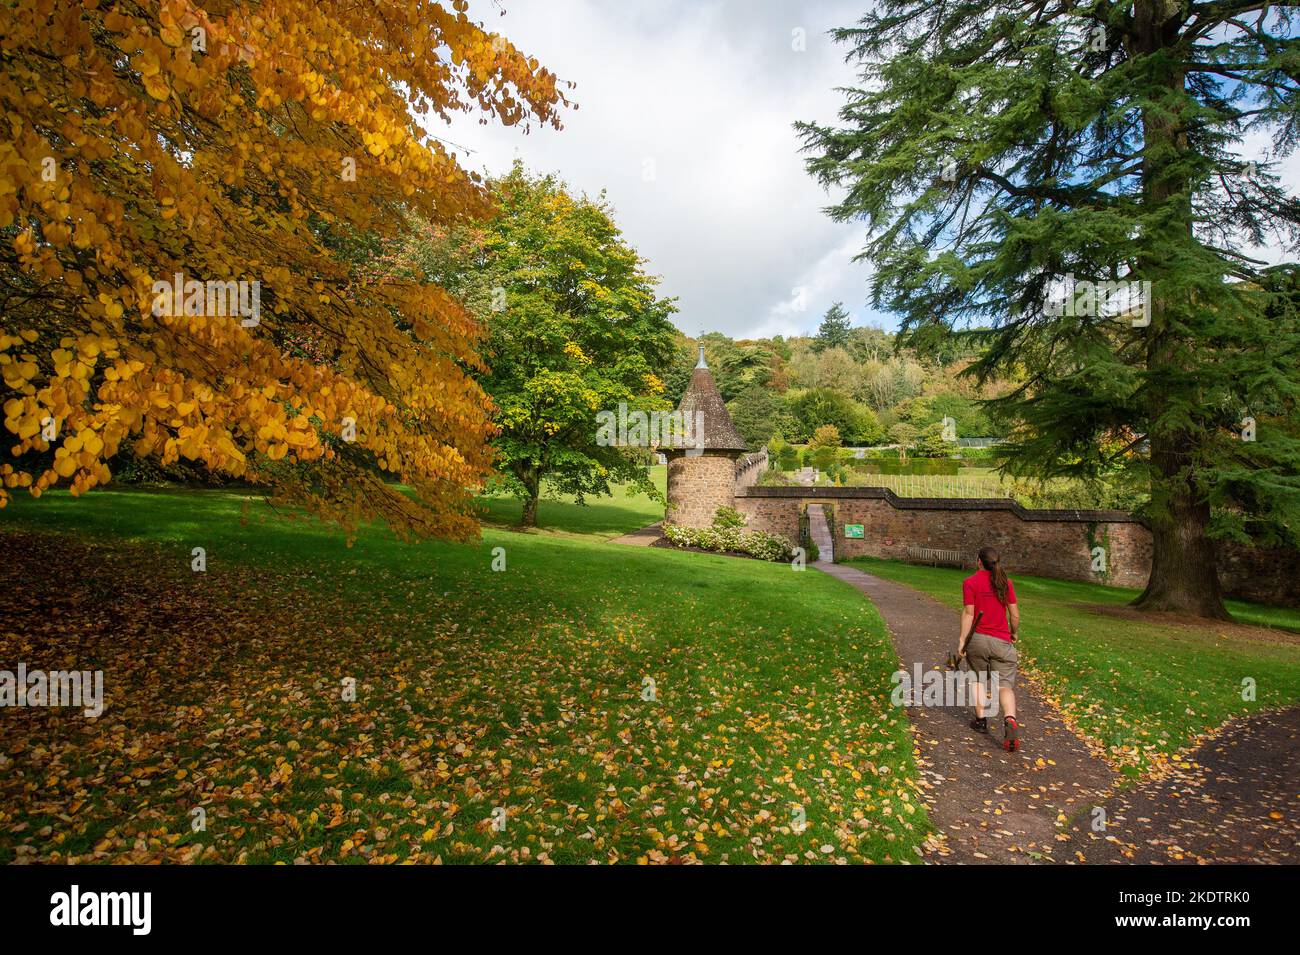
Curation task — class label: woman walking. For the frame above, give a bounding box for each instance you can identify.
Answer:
[958,546,1021,751]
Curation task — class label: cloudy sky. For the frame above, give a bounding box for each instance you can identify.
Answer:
[441,0,873,340]
[440,1,1300,341]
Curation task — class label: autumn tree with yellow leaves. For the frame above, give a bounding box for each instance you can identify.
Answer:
[0,0,568,539]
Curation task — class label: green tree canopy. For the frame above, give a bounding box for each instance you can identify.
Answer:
[911,422,956,459]
[902,393,1000,440]
[483,166,677,524]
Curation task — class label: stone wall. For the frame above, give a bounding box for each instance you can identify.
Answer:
[1217,542,1300,607]
[665,453,739,528]
[734,486,1300,607]
[829,496,1150,587]
[732,493,801,544]
[734,449,768,491]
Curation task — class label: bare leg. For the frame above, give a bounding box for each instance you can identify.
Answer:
[1001,687,1016,720]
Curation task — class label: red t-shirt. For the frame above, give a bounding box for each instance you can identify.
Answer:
[962,569,1016,641]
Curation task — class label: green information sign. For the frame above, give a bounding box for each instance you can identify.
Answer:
[844,524,864,538]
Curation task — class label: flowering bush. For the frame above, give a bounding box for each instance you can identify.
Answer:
[712,505,747,529]
[662,522,794,562]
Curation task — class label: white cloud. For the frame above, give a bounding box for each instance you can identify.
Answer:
[759,231,874,339]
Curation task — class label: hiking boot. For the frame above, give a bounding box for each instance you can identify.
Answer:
[969,716,988,734]
[1003,716,1020,752]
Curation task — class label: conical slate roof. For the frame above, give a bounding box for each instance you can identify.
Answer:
[675,345,748,452]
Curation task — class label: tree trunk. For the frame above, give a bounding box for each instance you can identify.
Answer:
[1128,0,1230,618]
[519,467,540,528]
[1131,435,1231,618]
[521,491,539,527]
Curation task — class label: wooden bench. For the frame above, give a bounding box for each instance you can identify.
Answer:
[905,546,971,568]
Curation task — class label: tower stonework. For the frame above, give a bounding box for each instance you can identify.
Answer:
[666,454,739,527]
[663,346,748,529]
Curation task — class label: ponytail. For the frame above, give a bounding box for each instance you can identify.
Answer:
[978,546,1010,606]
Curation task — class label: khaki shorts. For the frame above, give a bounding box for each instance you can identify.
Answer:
[965,633,1017,688]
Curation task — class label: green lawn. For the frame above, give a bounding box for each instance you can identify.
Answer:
[474,465,666,536]
[844,557,1300,776]
[0,484,927,864]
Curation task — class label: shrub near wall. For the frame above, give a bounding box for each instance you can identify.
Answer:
[957,447,1004,467]
[662,505,795,562]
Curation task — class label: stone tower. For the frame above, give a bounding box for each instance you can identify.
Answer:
[663,345,748,528]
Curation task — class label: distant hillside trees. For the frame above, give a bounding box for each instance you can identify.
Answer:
[661,324,1007,448]
[726,386,798,449]
[788,388,884,444]
[901,394,1001,442]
